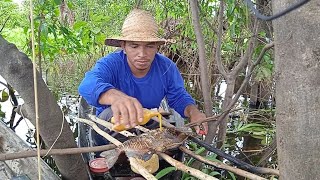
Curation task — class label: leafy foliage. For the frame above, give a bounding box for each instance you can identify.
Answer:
[155,166,177,179]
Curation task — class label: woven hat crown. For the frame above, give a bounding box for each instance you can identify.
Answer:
[105,9,166,47]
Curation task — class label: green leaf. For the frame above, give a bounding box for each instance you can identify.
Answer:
[0,111,5,118]
[53,0,61,5]
[195,147,206,155]
[184,177,197,180]
[0,90,9,102]
[91,27,101,34]
[73,21,87,31]
[237,123,265,132]
[251,135,265,140]
[228,171,236,180]
[209,171,221,177]
[0,104,5,118]
[155,166,176,179]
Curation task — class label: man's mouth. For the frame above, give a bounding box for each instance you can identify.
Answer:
[136,60,149,65]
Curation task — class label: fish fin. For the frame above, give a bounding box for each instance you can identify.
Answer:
[125,150,153,161]
[141,151,154,161]
[100,149,121,168]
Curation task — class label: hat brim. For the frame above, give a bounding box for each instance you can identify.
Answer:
[105,37,167,47]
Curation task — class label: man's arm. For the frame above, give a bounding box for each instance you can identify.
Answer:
[99,89,144,128]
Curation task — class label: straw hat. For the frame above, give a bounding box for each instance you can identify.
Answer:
[105,9,167,47]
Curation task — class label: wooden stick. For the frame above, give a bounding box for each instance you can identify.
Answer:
[185,108,242,127]
[135,125,150,132]
[78,118,122,146]
[180,147,267,180]
[80,116,136,137]
[0,144,116,161]
[87,115,153,134]
[158,152,218,180]
[78,118,156,180]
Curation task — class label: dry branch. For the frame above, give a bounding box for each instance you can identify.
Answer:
[0,144,116,161]
[180,147,267,180]
[185,108,242,127]
[77,118,122,146]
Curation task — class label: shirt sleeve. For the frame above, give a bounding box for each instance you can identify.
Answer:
[165,62,195,118]
[78,55,117,108]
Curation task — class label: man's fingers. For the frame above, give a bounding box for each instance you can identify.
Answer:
[120,107,130,128]
[202,122,208,135]
[194,126,200,134]
[127,102,138,127]
[111,96,143,129]
[133,101,144,123]
[111,108,121,126]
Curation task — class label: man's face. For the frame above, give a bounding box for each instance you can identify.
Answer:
[121,41,159,77]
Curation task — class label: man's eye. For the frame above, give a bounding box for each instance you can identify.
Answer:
[130,45,138,48]
[147,45,156,48]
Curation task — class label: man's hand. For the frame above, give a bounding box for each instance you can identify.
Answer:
[184,105,208,135]
[99,89,144,128]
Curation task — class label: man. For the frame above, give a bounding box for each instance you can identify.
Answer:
[78,9,208,136]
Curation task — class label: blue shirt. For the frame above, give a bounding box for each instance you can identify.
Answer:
[78,50,195,117]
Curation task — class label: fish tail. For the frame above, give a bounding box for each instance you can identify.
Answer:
[100,148,121,169]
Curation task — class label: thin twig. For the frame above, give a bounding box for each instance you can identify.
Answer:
[185,108,242,127]
[0,16,10,33]
[86,115,136,137]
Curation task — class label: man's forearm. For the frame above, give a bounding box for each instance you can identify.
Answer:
[98,88,128,105]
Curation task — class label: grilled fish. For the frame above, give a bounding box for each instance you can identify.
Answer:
[100,127,194,168]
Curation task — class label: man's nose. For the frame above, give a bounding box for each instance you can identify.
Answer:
[138,47,147,57]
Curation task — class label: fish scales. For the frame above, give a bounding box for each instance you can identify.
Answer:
[122,127,189,152]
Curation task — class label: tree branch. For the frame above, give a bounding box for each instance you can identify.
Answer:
[227,42,274,111]
[215,0,227,77]
[180,146,267,180]
[231,20,259,77]
[0,144,116,161]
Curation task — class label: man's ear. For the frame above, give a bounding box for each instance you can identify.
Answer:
[120,41,125,49]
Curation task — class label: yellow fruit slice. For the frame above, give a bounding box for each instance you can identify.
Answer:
[111,109,162,132]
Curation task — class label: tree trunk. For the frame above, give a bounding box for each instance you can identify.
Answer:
[0,36,88,180]
[189,0,214,142]
[273,1,320,179]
